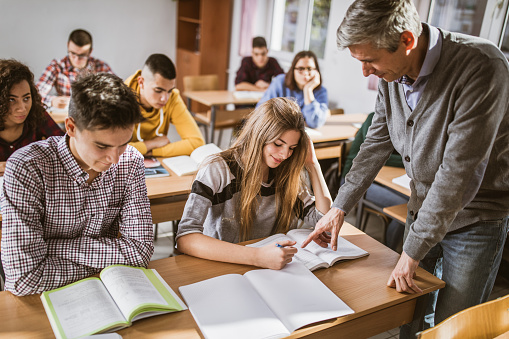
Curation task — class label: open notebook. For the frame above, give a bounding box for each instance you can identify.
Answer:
[179,262,354,339]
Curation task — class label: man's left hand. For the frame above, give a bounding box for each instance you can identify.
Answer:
[387,251,422,293]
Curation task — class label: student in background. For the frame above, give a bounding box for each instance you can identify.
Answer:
[235,36,284,92]
[37,29,114,109]
[125,54,204,157]
[256,51,328,129]
[0,59,64,166]
[303,0,509,337]
[176,97,332,270]
[341,112,407,252]
[1,73,154,296]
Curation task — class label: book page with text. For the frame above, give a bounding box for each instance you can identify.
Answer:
[43,278,126,339]
[100,266,169,322]
[247,233,327,271]
[245,263,354,333]
[179,274,289,339]
[287,229,368,266]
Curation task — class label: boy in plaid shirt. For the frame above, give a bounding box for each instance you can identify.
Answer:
[36,29,113,108]
[1,73,154,296]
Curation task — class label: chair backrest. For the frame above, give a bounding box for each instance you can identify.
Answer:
[330,108,345,115]
[183,74,219,92]
[418,294,509,339]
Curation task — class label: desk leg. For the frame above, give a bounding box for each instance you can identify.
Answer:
[186,97,192,112]
[209,105,216,144]
[399,293,430,339]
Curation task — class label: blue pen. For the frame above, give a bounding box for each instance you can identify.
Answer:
[276,243,283,248]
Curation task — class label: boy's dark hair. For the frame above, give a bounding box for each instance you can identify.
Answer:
[69,73,143,131]
[144,54,176,81]
[252,36,267,49]
[0,59,46,132]
[68,29,93,48]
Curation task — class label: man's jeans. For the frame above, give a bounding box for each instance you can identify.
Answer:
[400,215,509,339]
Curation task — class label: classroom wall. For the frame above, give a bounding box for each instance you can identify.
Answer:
[227,0,379,115]
[0,0,177,81]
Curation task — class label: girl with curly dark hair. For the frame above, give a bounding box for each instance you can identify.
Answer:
[0,59,64,163]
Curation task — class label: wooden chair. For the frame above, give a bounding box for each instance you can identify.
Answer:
[183,74,251,146]
[330,108,345,115]
[359,206,390,244]
[417,294,509,339]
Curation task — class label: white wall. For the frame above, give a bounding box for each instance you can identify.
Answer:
[227,0,379,115]
[0,0,177,80]
[321,1,379,113]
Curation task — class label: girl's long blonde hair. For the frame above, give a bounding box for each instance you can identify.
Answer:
[220,97,309,242]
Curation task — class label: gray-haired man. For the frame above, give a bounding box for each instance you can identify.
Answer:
[302,0,509,337]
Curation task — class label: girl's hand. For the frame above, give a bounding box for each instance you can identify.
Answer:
[254,240,297,270]
[304,72,321,92]
[305,138,319,167]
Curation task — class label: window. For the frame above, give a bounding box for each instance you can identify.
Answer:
[428,0,488,36]
[270,0,331,60]
[419,0,509,52]
[501,22,509,56]
[497,8,509,58]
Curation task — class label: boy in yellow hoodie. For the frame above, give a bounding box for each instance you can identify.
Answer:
[125,54,204,157]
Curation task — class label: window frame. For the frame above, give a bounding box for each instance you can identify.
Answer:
[268,0,330,64]
[421,0,509,46]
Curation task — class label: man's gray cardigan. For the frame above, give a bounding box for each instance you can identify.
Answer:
[333,29,509,261]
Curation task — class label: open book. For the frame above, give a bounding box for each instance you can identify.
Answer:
[248,228,368,271]
[41,265,187,339]
[162,143,222,176]
[179,262,354,339]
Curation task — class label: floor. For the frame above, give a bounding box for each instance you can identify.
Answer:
[151,207,509,339]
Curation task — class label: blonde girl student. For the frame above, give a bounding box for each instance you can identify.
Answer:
[176,97,332,269]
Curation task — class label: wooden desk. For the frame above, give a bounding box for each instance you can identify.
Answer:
[145,162,194,224]
[0,223,444,339]
[308,114,365,170]
[375,166,410,197]
[309,116,361,144]
[374,166,410,226]
[321,113,368,126]
[183,90,260,143]
[383,204,408,223]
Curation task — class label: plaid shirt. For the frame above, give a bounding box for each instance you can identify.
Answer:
[1,135,154,296]
[0,111,64,161]
[36,56,114,106]
[235,56,284,85]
